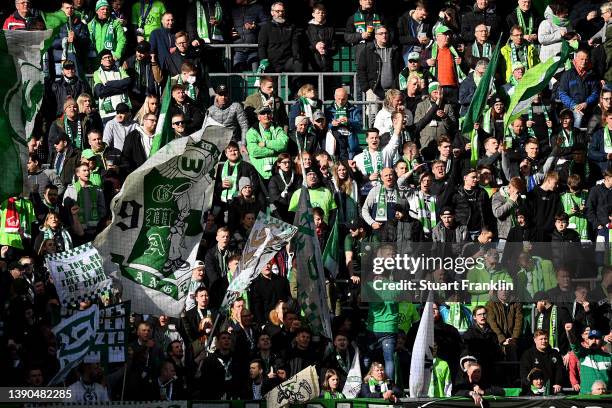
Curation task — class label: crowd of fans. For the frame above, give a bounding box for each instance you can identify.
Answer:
[3,0,612,404]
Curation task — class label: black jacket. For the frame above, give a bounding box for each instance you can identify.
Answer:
[121,129,150,173]
[304,21,336,71]
[586,183,612,229]
[461,4,502,43]
[249,273,291,327]
[397,11,430,50]
[357,42,403,99]
[526,186,561,241]
[257,20,301,72]
[344,8,388,65]
[462,324,503,380]
[182,307,216,342]
[213,160,266,210]
[163,47,204,77]
[168,99,204,135]
[519,346,564,389]
[49,76,90,118]
[230,2,269,45]
[452,186,495,232]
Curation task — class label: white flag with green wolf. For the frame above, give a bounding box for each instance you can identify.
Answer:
[0,30,53,202]
[94,127,231,317]
[266,365,320,408]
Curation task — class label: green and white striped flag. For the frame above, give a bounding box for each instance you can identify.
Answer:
[48,305,99,385]
[504,40,572,129]
[322,215,340,279]
[0,29,57,203]
[293,186,333,340]
[94,127,231,317]
[150,79,173,156]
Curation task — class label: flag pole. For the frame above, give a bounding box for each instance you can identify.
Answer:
[120,361,128,401]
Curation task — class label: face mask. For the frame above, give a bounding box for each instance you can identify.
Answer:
[186,75,196,84]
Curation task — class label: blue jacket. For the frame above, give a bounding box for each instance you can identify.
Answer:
[558,67,600,110]
[230,2,269,45]
[588,127,611,174]
[324,102,362,134]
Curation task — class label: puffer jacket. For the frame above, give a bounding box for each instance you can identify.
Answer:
[461,4,502,43]
[538,6,572,63]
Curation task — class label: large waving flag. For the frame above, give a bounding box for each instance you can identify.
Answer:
[504,40,572,129]
[0,28,61,203]
[95,127,231,317]
[150,79,173,156]
[293,186,333,340]
[461,36,502,167]
[409,294,435,397]
[220,212,298,310]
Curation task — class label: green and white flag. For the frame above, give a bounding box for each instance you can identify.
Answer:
[504,40,572,129]
[293,186,333,339]
[150,79,173,156]
[341,343,362,398]
[322,216,340,279]
[45,242,112,307]
[48,305,99,385]
[221,212,298,310]
[84,301,130,365]
[265,365,320,408]
[95,127,231,317]
[0,29,55,203]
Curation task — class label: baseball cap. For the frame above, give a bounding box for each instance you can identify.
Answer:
[192,260,205,269]
[312,110,325,122]
[588,329,603,339]
[215,84,229,96]
[347,218,364,230]
[81,149,96,160]
[434,25,452,36]
[62,60,76,70]
[407,51,421,62]
[440,206,455,216]
[99,49,113,59]
[256,106,272,115]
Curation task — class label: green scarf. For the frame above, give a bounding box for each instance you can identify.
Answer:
[416,191,436,233]
[551,14,570,28]
[448,303,469,332]
[537,305,558,350]
[510,42,527,66]
[363,149,383,175]
[89,171,102,188]
[560,129,574,148]
[527,105,552,141]
[196,0,223,43]
[472,41,492,59]
[333,103,347,120]
[221,160,240,203]
[323,391,345,399]
[516,8,534,35]
[374,185,389,222]
[430,43,466,83]
[43,227,73,252]
[368,378,389,393]
[353,10,381,33]
[74,182,99,227]
[91,17,116,51]
[64,115,83,150]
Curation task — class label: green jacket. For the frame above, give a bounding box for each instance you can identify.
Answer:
[246,124,289,179]
[367,301,399,333]
[88,17,127,59]
[516,257,557,301]
[0,197,36,249]
[428,358,452,397]
[500,42,538,82]
[131,0,166,41]
[571,342,612,394]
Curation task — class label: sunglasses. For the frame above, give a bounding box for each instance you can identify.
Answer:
[172,121,185,126]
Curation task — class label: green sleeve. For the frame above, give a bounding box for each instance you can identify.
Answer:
[131,3,140,26]
[264,127,289,152]
[93,69,101,86]
[343,235,353,252]
[246,129,275,158]
[113,20,127,59]
[288,190,301,213]
[119,67,130,80]
[570,341,588,359]
[327,190,337,210]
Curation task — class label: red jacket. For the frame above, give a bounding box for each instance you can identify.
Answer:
[3,12,27,30]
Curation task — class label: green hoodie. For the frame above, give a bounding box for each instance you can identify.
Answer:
[88,17,126,59]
